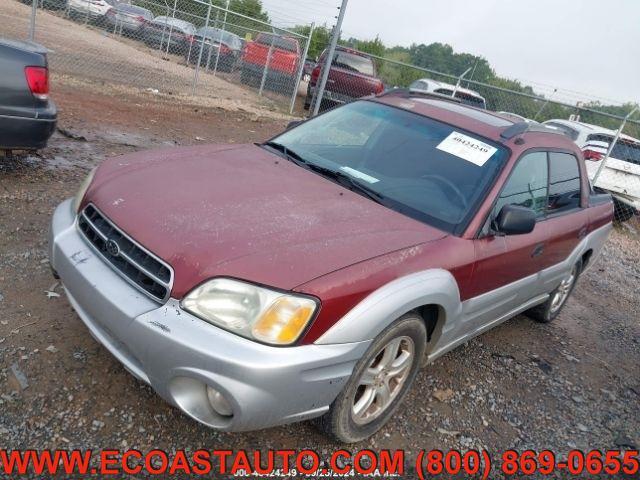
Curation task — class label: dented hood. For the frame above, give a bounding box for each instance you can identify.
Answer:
[85,144,447,297]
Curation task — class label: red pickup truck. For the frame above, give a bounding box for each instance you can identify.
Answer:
[305,46,384,111]
[240,33,300,91]
[50,90,612,442]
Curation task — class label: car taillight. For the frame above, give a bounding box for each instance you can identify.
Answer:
[136,15,147,22]
[375,82,384,94]
[24,66,49,101]
[220,44,231,54]
[106,8,115,16]
[186,35,194,44]
[583,149,604,161]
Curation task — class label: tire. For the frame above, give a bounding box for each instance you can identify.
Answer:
[317,313,426,443]
[526,259,582,323]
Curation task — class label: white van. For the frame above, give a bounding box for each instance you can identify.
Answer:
[409,78,486,109]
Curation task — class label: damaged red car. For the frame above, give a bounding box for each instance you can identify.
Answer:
[49,91,613,442]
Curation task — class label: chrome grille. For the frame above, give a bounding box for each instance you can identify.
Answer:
[77,204,173,302]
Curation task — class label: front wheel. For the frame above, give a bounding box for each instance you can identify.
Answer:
[317,313,426,443]
[526,259,582,323]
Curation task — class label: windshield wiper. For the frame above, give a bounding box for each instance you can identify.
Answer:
[306,164,388,205]
[263,141,386,206]
[263,141,309,168]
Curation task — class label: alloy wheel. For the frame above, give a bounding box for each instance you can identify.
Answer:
[351,336,415,425]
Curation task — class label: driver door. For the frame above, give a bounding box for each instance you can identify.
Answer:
[465,151,550,329]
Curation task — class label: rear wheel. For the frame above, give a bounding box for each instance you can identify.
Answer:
[317,313,426,443]
[526,259,582,323]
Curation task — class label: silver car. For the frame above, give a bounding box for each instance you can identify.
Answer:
[105,4,153,36]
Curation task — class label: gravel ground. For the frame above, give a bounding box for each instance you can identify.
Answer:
[0,84,639,479]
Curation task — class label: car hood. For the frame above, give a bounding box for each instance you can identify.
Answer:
[85,144,447,298]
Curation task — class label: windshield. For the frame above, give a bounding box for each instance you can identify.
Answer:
[270,101,508,234]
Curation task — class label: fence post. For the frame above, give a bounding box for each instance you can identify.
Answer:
[28,0,37,41]
[258,32,275,96]
[212,28,224,75]
[592,106,639,185]
[289,23,314,115]
[451,67,471,98]
[533,88,557,121]
[192,2,212,96]
[166,0,177,54]
[212,0,230,76]
[312,0,349,116]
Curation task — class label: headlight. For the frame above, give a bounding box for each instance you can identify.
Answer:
[180,278,318,346]
[73,167,97,212]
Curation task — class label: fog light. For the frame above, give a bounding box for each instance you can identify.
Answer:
[206,386,233,417]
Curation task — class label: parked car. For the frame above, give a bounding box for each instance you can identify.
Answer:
[67,0,118,23]
[142,16,196,56]
[185,27,243,72]
[497,111,537,123]
[543,118,640,221]
[0,38,56,151]
[240,33,300,91]
[409,78,487,109]
[305,46,384,111]
[105,4,153,37]
[50,91,612,442]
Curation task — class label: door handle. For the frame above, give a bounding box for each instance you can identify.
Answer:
[531,243,545,258]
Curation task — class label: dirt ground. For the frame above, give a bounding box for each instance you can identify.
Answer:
[1,82,640,478]
[1,0,309,118]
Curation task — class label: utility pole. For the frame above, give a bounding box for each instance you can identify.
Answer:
[311,0,348,117]
[29,0,37,41]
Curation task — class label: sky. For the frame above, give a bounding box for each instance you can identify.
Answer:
[261,0,640,105]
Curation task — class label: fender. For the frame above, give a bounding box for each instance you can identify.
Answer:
[314,269,461,345]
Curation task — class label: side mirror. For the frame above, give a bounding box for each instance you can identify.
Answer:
[494,204,536,235]
[286,120,304,130]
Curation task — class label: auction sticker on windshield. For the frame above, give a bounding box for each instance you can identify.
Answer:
[340,166,380,184]
[436,131,498,167]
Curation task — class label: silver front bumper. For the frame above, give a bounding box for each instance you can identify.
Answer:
[49,199,371,431]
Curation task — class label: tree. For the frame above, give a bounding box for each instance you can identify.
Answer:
[292,24,331,60]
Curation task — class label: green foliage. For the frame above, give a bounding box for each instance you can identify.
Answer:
[292,24,331,60]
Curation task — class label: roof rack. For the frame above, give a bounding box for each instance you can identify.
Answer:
[378,88,462,104]
[500,121,567,140]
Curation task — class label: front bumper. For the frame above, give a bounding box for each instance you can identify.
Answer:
[49,199,370,431]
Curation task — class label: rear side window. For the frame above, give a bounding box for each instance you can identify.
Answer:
[548,152,581,213]
[332,51,375,76]
[494,152,548,217]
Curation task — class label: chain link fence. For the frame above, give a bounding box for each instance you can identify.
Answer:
[306,47,640,224]
[6,0,640,224]
[10,0,312,113]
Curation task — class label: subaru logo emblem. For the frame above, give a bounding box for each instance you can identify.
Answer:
[106,239,120,257]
